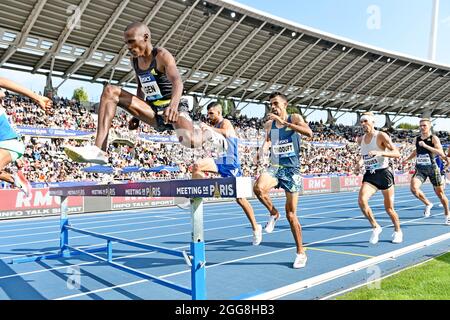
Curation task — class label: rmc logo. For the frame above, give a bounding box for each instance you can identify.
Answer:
[15,189,60,208]
[307,178,329,190]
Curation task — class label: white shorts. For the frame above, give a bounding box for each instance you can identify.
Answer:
[0,138,25,162]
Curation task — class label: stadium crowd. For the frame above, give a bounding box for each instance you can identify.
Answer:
[1,92,449,186]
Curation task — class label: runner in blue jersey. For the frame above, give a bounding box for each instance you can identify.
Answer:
[0,77,52,196]
[64,22,226,164]
[253,92,313,269]
[188,102,262,245]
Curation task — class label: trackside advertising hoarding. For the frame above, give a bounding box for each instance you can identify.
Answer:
[0,174,417,220]
[0,188,83,219]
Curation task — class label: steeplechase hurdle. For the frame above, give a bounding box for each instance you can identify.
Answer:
[11,177,253,300]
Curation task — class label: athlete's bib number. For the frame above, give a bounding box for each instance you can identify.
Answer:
[139,72,163,102]
[416,154,432,166]
[363,155,380,171]
[273,142,295,158]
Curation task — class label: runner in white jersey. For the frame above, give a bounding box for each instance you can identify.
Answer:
[356,112,403,244]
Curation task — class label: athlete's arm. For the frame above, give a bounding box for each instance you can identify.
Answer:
[402,137,417,164]
[0,77,52,112]
[159,48,183,124]
[211,119,235,138]
[129,70,143,130]
[256,120,272,163]
[268,113,313,138]
[370,132,400,158]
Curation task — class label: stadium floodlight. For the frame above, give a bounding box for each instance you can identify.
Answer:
[429,0,440,61]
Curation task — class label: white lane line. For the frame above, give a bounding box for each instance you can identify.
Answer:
[320,252,448,300]
[246,232,450,300]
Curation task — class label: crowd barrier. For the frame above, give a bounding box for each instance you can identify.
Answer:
[0,173,443,221]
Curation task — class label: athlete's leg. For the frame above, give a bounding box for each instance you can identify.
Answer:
[0,148,13,183]
[95,84,158,151]
[410,176,432,206]
[381,186,401,232]
[358,182,380,228]
[434,185,449,216]
[253,172,279,218]
[285,191,304,254]
[192,158,218,179]
[173,114,205,149]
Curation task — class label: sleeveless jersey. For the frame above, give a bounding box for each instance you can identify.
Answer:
[269,116,301,168]
[360,130,389,172]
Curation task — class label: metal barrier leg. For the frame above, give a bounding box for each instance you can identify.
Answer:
[190,198,206,300]
[60,196,71,258]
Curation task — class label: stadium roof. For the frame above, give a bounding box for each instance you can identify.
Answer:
[1,0,450,118]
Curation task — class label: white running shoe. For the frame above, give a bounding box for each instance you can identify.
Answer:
[264,214,279,233]
[424,204,434,218]
[13,170,31,198]
[445,216,450,226]
[203,126,228,151]
[392,230,403,244]
[293,253,307,269]
[64,145,108,164]
[369,226,383,244]
[252,224,263,246]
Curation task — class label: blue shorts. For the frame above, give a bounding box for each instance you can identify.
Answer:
[215,163,242,178]
[266,166,302,193]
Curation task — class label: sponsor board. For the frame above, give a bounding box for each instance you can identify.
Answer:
[395,174,411,185]
[339,175,363,191]
[111,196,174,209]
[0,189,83,219]
[303,177,331,194]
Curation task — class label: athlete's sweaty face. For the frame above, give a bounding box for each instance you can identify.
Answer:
[419,121,431,135]
[207,107,221,125]
[124,28,148,57]
[269,96,287,116]
[360,118,374,133]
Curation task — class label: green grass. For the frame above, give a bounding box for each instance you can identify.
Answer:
[336,253,450,300]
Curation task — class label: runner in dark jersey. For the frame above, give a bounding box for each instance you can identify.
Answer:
[64,22,226,164]
[403,118,449,225]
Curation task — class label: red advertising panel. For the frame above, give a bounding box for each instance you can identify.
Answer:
[111,196,174,209]
[339,175,363,191]
[395,174,411,185]
[303,177,331,194]
[0,188,83,219]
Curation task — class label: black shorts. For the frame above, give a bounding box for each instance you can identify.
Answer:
[413,166,443,187]
[363,168,395,190]
[150,98,190,132]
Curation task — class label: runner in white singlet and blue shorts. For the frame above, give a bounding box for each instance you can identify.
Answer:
[189,102,262,246]
[356,112,403,244]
